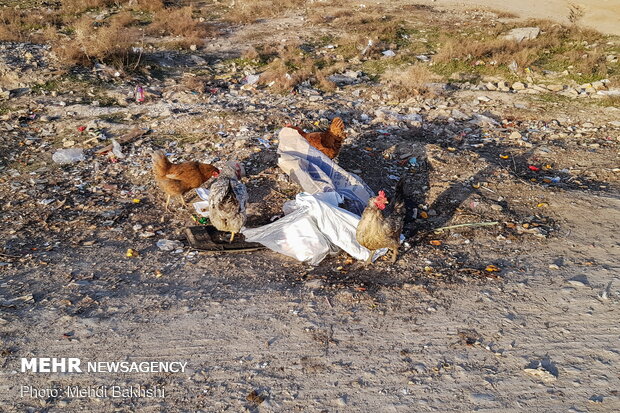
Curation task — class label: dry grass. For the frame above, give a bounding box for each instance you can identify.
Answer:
[226,0,306,24]
[0,7,60,42]
[0,1,217,69]
[53,13,141,70]
[482,8,519,19]
[431,20,615,81]
[381,64,440,98]
[148,5,213,47]
[257,42,342,93]
[61,0,119,15]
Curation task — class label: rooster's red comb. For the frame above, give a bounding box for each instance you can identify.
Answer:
[377,190,386,198]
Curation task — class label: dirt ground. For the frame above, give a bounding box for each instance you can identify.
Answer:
[1,1,620,412]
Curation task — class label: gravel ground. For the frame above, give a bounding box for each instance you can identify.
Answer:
[0,4,620,412]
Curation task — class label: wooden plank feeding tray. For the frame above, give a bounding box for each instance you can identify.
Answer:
[185,225,265,253]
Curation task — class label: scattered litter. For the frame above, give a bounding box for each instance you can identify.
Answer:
[257,137,271,148]
[95,128,148,155]
[193,187,210,217]
[135,85,145,103]
[52,148,85,164]
[408,157,418,167]
[126,248,137,257]
[361,39,374,55]
[528,165,540,171]
[156,239,183,252]
[111,139,125,159]
[243,74,260,85]
[382,50,396,57]
[485,265,501,272]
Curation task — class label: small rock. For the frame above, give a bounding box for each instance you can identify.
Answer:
[512,82,526,91]
[508,131,522,140]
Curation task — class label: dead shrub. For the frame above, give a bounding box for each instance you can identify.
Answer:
[0,7,60,42]
[259,42,338,93]
[381,64,439,98]
[61,0,119,15]
[226,0,307,24]
[148,6,212,47]
[54,14,140,69]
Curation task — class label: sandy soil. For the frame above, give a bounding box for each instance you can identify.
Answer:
[421,0,620,35]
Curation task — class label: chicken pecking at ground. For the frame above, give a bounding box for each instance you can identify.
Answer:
[356,179,406,264]
[288,117,347,159]
[152,151,220,211]
[208,161,248,243]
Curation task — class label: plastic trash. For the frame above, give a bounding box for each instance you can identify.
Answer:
[135,85,145,103]
[243,74,260,85]
[277,127,372,215]
[52,148,85,164]
[193,187,210,217]
[257,137,271,148]
[156,239,183,251]
[111,139,125,158]
[382,50,396,57]
[243,193,386,265]
[361,39,374,55]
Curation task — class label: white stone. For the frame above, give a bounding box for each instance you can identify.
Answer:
[503,27,540,42]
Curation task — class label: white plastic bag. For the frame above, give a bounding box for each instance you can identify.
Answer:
[243,193,383,265]
[277,127,372,215]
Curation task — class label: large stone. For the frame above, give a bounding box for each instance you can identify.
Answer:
[503,27,540,42]
[497,81,511,91]
[512,82,526,90]
[546,84,564,92]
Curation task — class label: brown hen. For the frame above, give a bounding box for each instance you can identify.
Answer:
[151,151,219,210]
[290,117,346,159]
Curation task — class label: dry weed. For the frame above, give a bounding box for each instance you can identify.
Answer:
[54,14,140,69]
[226,0,306,24]
[381,64,439,98]
[148,6,213,47]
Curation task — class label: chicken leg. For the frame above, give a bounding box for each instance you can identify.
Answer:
[391,247,399,263]
[365,250,375,265]
[164,194,171,211]
[229,232,236,243]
